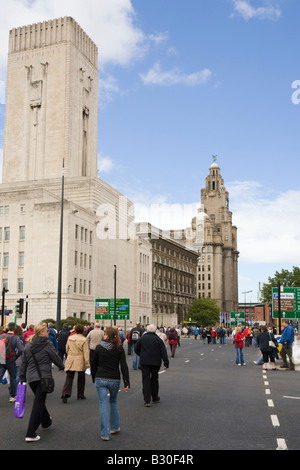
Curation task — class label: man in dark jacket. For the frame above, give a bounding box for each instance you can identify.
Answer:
[57,323,71,362]
[134,324,169,406]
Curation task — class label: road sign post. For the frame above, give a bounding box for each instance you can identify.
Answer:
[230,312,245,326]
[95,298,130,322]
[272,287,300,321]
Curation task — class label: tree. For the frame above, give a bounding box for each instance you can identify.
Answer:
[260,266,300,303]
[187,297,220,327]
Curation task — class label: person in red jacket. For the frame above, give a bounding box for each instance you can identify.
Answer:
[211,328,218,344]
[234,327,246,366]
[167,328,178,357]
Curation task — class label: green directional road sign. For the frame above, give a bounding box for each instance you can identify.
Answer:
[230,312,245,326]
[95,298,130,321]
[272,287,300,319]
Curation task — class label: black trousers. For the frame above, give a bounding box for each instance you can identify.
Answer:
[141,365,160,403]
[61,370,86,398]
[26,381,52,438]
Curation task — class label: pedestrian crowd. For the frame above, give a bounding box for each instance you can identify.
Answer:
[0,320,181,443]
[182,325,229,344]
[231,320,298,370]
[0,319,298,444]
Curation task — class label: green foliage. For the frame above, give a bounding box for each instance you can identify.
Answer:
[186,297,220,327]
[42,316,90,329]
[260,266,300,303]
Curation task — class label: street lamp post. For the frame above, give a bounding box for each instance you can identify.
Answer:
[113,265,117,326]
[242,290,253,325]
[56,159,64,333]
[1,287,9,327]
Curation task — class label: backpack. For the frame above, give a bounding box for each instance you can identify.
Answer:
[131,330,140,342]
[0,334,16,362]
[168,331,176,341]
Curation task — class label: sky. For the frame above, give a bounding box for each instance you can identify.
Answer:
[0,0,299,303]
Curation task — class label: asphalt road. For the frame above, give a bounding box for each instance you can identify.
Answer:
[1,336,299,453]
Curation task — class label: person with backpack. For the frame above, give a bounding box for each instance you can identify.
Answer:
[0,322,25,403]
[129,322,144,370]
[167,328,178,357]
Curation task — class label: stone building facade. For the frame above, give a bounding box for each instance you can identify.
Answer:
[0,17,152,328]
[136,223,198,326]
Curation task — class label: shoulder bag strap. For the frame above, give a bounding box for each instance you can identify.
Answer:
[30,347,42,380]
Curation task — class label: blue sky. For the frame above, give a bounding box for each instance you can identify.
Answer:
[0,0,299,303]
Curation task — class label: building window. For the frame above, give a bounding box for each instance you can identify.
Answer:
[0,228,2,242]
[75,251,78,266]
[18,278,24,294]
[20,204,26,214]
[74,278,77,293]
[75,225,79,239]
[3,252,9,268]
[19,252,24,267]
[19,226,26,241]
[4,227,10,242]
[2,279,8,290]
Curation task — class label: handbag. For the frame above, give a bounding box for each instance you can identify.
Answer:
[31,351,55,393]
[268,333,276,348]
[14,383,26,418]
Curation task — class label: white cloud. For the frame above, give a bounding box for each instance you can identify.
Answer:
[99,74,123,108]
[0,0,147,80]
[139,62,212,87]
[0,81,5,104]
[228,181,300,264]
[231,0,282,21]
[148,32,169,46]
[98,153,115,174]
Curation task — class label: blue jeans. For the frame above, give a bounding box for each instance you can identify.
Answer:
[95,378,120,439]
[131,343,140,370]
[0,360,17,398]
[235,347,244,365]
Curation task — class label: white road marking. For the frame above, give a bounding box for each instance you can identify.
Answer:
[271,415,280,427]
[267,399,274,407]
[283,395,300,400]
[276,438,288,450]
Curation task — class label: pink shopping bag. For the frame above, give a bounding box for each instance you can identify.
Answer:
[14,383,26,418]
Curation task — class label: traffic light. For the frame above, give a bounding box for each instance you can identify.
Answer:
[15,298,24,317]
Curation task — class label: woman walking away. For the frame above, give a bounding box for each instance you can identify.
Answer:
[257,326,278,370]
[167,328,178,357]
[234,327,246,366]
[19,323,64,442]
[91,327,130,441]
[61,324,90,402]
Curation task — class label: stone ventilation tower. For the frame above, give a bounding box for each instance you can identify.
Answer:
[2,17,98,183]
